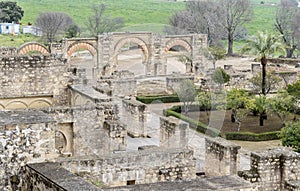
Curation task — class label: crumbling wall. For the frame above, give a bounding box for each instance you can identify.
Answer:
[204,137,241,177]
[0,55,70,106]
[166,76,194,93]
[121,99,147,137]
[60,148,196,187]
[238,148,300,191]
[0,47,17,56]
[0,111,58,190]
[22,163,100,191]
[159,116,188,148]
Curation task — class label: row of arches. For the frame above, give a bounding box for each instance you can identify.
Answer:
[17,37,193,77]
[0,99,52,110]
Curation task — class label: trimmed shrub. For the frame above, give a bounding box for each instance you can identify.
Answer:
[225,131,281,141]
[165,110,220,137]
[136,95,180,104]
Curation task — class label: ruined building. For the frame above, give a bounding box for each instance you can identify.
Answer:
[0,32,299,191]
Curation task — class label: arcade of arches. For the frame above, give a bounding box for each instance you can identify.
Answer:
[18,32,208,78]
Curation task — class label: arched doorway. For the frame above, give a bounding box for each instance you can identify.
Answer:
[111,37,149,77]
[67,42,97,82]
[164,39,192,75]
[116,42,146,77]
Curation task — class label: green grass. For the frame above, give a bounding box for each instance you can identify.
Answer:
[0,0,283,47]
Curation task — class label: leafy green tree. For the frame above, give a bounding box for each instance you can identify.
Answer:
[240,31,286,95]
[249,71,282,94]
[176,79,197,114]
[280,120,300,152]
[196,91,211,123]
[268,90,297,127]
[227,88,252,131]
[0,1,23,23]
[287,79,300,99]
[87,4,124,36]
[211,67,230,89]
[253,95,269,126]
[65,24,81,38]
[204,46,227,69]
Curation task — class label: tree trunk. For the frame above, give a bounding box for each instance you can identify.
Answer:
[259,114,264,126]
[286,49,294,58]
[231,109,236,123]
[227,33,234,56]
[261,57,267,95]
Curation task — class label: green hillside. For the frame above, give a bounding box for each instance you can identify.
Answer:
[1,0,282,47]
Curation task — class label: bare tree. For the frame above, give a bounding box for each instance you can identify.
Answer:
[218,0,252,56]
[166,0,252,54]
[165,1,224,45]
[87,4,124,36]
[36,12,74,43]
[275,0,300,58]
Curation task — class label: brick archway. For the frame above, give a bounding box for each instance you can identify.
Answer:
[18,42,49,55]
[109,37,149,75]
[165,39,192,53]
[67,42,97,58]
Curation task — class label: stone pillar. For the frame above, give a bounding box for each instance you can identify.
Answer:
[121,99,147,137]
[159,116,188,148]
[103,120,127,152]
[240,148,300,191]
[204,137,241,177]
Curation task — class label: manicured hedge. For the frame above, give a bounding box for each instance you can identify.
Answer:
[225,131,281,141]
[136,95,180,104]
[165,110,220,137]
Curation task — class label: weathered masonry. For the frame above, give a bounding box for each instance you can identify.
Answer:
[15,32,208,77]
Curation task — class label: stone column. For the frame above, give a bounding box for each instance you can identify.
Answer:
[204,137,241,177]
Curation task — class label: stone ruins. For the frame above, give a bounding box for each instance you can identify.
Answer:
[0,32,299,191]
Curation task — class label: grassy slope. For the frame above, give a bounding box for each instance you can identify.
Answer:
[1,0,281,47]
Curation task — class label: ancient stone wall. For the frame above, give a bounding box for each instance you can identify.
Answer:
[0,110,58,190]
[22,163,100,191]
[0,55,70,106]
[0,47,17,56]
[121,99,147,137]
[238,148,300,191]
[166,76,194,93]
[205,137,241,177]
[59,148,196,187]
[159,116,188,148]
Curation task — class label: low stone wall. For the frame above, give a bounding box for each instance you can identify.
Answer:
[238,148,300,191]
[103,120,127,152]
[0,47,17,56]
[103,175,258,191]
[0,110,58,190]
[166,76,194,93]
[59,148,196,187]
[121,99,147,137]
[159,116,188,148]
[22,163,100,191]
[204,137,241,177]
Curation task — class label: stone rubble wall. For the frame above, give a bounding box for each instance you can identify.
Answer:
[22,163,100,191]
[103,120,127,152]
[0,47,17,57]
[159,116,188,148]
[204,137,241,177]
[121,99,147,137]
[238,148,300,191]
[166,76,194,94]
[59,148,196,187]
[0,122,58,190]
[0,55,70,106]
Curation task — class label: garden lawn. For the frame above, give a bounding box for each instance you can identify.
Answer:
[185,110,297,137]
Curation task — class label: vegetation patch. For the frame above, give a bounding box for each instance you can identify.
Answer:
[225,131,280,141]
[136,94,180,104]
